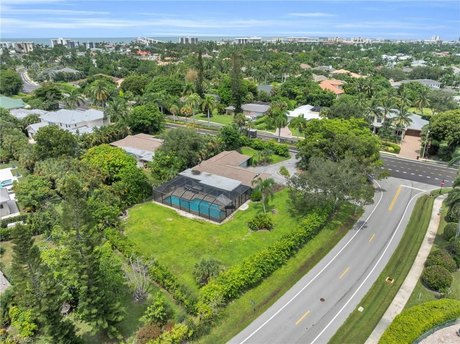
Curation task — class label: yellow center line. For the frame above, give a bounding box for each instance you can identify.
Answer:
[295,310,311,325]
[388,185,402,211]
[369,233,376,243]
[339,266,350,279]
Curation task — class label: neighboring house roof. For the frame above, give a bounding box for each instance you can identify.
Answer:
[257,85,273,94]
[10,108,48,119]
[407,114,429,131]
[312,74,327,82]
[0,270,10,294]
[225,103,271,114]
[0,188,10,203]
[204,150,251,167]
[319,79,345,95]
[332,69,364,78]
[186,150,269,188]
[111,134,163,162]
[41,109,104,125]
[26,122,48,134]
[43,67,81,75]
[0,95,25,110]
[392,79,441,88]
[287,105,321,120]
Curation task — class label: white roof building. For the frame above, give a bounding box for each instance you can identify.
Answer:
[287,105,321,121]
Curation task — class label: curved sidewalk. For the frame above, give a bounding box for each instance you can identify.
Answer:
[365,194,447,344]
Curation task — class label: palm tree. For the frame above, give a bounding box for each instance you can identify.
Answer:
[186,93,201,123]
[289,115,308,136]
[392,108,412,142]
[252,177,276,213]
[180,105,192,122]
[152,91,170,114]
[233,113,247,132]
[268,101,288,142]
[182,83,194,96]
[105,97,129,124]
[414,88,431,116]
[169,103,180,122]
[87,79,112,108]
[64,89,85,109]
[201,95,217,125]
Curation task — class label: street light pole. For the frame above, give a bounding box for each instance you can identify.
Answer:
[422,129,430,159]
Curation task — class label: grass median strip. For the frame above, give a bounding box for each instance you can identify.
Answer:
[330,194,435,344]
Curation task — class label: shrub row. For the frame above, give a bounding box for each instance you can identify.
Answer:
[444,222,458,241]
[379,299,460,344]
[196,211,328,319]
[421,265,453,292]
[105,228,197,314]
[425,249,457,272]
[0,214,27,229]
[241,137,290,157]
[381,141,401,154]
[247,213,274,231]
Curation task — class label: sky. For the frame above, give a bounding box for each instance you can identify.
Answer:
[1,0,460,40]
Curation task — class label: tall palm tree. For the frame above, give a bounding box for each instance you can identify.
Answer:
[186,93,201,123]
[233,113,247,132]
[251,177,276,213]
[87,79,112,108]
[268,101,288,142]
[289,115,308,136]
[182,83,194,96]
[201,95,217,125]
[169,103,179,122]
[392,108,412,142]
[180,104,192,122]
[414,88,431,116]
[105,97,129,124]
[64,89,85,109]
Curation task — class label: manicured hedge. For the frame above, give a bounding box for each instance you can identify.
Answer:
[197,211,328,319]
[381,141,401,154]
[241,137,290,157]
[425,249,457,272]
[421,265,453,292]
[0,214,27,228]
[379,299,460,344]
[443,222,458,241]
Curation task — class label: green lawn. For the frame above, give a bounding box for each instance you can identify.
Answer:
[199,203,361,344]
[408,107,433,116]
[330,194,435,344]
[124,189,304,293]
[240,146,289,164]
[192,113,233,125]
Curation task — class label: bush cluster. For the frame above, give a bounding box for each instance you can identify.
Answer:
[247,213,274,231]
[447,238,460,267]
[379,299,460,344]
[197,211,328,319]
[421,265,453,292]
[425,249,457,272]
[443,222,457,241]
[380,141,401,154]
[250,189,262,202]
[241,137,290,157]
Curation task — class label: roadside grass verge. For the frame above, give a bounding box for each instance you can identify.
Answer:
[198,203,362,344]
[192,113,233,125]
[240,146,289,164]
[330,194,435,344]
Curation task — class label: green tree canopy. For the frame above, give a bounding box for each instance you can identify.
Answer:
[0,69,23,95]
[34,125,79,160]
[127,103,164,134]
[120,74,149,96]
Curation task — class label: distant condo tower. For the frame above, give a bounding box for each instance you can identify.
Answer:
[50,38,80,48]
[180,37,198,44]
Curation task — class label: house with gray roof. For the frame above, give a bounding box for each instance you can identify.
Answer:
[25,108,105,137]
[371,109,428,137]
[257,85,274,95]
[392,79,441,89]
[225,103,270,119]
[0,188,19,220]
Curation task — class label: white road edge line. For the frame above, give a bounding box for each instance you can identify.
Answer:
[310,186,437,344]
[400,185,427,192]
[237,180,385,344]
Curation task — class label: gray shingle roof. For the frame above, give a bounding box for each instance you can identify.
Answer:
[41,109,104,125]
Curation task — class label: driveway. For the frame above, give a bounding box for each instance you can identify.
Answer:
[399,135,422,160]
[247,153,298,185]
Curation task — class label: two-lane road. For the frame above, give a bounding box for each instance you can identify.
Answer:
[230,177,436,344]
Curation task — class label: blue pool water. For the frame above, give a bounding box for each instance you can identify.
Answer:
[0,179,13,187]
[165,196,224,220]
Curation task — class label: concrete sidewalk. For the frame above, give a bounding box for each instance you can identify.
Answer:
[365,195,446,344]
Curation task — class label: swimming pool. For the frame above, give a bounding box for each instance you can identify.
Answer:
[164,195,224,221]
[0,179,13,187]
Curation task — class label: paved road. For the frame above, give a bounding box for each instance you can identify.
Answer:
[17,68,39,93]
[230,177,435,344]
[381,154,457,187]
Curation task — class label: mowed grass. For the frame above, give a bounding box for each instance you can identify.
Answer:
[192,113,233,125]
[124,189,302,293]
[239,146,290,164]
[330,195,435,344]
[199,203,362,344]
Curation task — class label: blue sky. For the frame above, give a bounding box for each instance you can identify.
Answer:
[1,0,460,40]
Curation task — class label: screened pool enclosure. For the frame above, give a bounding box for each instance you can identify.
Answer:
[153,174,251,222]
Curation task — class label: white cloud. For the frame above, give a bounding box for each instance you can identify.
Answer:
[289,12,335,17]
[336,21,446,30]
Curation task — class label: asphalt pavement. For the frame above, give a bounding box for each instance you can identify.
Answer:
[17,68,39,93]
[381,154,457,187]
[230,177,436,344]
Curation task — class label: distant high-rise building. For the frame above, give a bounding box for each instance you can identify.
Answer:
[136,37,163,45]
[0,41,34,53]
[51,38,80,48]
[234,37,262,44]
[180,37,198,44]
